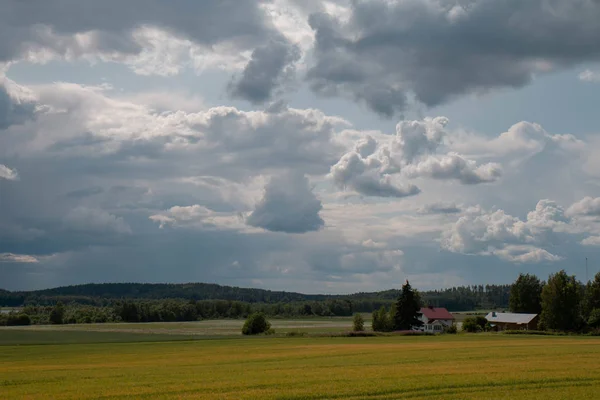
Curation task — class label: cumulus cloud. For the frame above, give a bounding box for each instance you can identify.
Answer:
[63,207,132,235]
[582,236,600,247]
[330,116,500,197]
[567,197,600,217]
[0,164,19,181]
[442,200,569,262]
[307,0,600,115]
[403,154,502,184]
[493,245,563,264]
[246,172,324,233]
[329,151,420,198]
[2,82,346,179]
[451,121,585,159]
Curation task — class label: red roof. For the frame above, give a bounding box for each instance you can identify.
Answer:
[420,307,454,321]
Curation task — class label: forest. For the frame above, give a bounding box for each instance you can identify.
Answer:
[0,281,512,325]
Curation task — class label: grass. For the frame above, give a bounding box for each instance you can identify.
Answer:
[1,328,599,399]
[0,317,361,339]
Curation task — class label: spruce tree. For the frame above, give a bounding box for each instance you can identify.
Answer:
[393,280,423,331]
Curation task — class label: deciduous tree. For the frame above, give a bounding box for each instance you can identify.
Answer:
[509,273,543,314]
[540,270,582,331]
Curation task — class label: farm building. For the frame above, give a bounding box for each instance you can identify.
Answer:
[485,311,538,331]
[419,306,455,333]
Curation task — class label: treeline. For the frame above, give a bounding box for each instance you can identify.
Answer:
[508,270,600,332]
[0,298,358,326]
[0,282,511,312]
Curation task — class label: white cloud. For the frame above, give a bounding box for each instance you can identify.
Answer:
[329,151,421,198]
[450,121,585,159]
[149,205,247,231]
[403,153,502,184]
[0,164,19,180]
[493,245,563,264]
[567,196,600,217]
[579,69,600,83]
[442,200,569,262]
[582,236,600,247]
[330,116,501,197]
[3,82,347,179]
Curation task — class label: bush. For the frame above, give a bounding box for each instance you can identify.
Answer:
[49,302,65,325]
[503,330,564,336]
[444,324,458,334]
[352,313,365,332]
[286,331,307,337]
[6,313,31,326]
[372,306,393,332]
[345,331,377,337]
[462,317,482,332]
[242,312,271,335]
[588,308,600,329]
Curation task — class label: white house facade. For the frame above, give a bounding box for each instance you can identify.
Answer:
[418,306,455,333]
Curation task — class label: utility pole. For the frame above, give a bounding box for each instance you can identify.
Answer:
[586,257,589,283]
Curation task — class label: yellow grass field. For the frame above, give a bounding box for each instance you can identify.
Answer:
[1,332,599,399]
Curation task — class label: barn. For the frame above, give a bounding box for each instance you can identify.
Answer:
[485,311,539,331]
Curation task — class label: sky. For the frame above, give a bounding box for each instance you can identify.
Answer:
[2,0,600,293]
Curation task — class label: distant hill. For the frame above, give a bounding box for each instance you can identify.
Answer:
[0,282,511,311]
[0,282,331,306]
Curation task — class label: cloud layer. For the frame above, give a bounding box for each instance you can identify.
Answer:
[2,1,600,292]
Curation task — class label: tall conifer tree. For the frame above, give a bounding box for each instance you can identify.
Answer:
[394,280,423,330]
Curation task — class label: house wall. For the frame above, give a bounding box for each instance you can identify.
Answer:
[422,319,454,332]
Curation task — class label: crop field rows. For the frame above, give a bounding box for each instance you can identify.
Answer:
[1,326,600,399]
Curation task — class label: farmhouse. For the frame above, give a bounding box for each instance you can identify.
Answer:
[485,311,538,331]
[419,306,455,333]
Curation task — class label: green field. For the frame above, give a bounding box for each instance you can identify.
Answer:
[1,323,599,400]
[0,317,358,342]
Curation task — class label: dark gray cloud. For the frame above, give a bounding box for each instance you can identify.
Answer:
[0,79,36,130]
[247,173,324,233]
[0,1,300,98]
[307,0,600,116]
[229,38,301,103]
[0,0,275,62]
[418,202,462,215]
